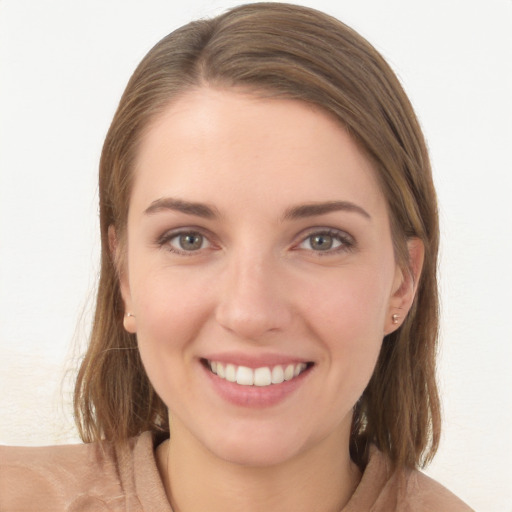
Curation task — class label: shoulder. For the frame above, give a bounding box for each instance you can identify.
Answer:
[0,432,155,511]
[348,447,474,511]
[402,469,474,512]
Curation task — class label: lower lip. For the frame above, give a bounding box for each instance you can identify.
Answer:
[201,362,311,408]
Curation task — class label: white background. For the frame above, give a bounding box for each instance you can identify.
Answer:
[0,1,511,510]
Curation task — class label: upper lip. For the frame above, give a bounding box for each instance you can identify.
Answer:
[201,352,313,369]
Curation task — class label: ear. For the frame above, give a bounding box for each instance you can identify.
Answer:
[108,225,137,334]
[385,237,424,335]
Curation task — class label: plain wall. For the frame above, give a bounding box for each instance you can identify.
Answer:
[1,1,511,510]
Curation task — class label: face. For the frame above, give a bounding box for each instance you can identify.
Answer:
[120,87,410,467]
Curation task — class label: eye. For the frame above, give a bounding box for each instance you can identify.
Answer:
[297,230,353,253]
[166,231,211,253]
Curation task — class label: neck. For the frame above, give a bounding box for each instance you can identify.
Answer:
[156,418,361,512]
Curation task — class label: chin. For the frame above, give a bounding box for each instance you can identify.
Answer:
[211,439,301,468]
[199,422,315,468]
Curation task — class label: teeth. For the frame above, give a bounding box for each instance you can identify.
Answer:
[254,367,272,386]
[208,360,308,387]
[284,364,295,381]
[225,364,236,383]
[236,366,254,386]
[271,365,284,384]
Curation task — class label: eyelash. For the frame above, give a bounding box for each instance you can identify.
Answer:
[294,228,355,255]
[157,228,213,256]
[156,227,355,256]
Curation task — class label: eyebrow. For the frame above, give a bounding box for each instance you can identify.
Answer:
[144,197,219,218]
[143,197,371,221]
[283,201,371,221]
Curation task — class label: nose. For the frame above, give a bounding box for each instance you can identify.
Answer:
[214,253,293,341]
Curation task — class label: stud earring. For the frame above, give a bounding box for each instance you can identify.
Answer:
[392,313,400,324]
[126,313,136,318]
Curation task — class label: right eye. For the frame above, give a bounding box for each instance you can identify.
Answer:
[165,231,211,253]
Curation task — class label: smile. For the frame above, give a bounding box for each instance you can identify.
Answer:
[205,359,311,387]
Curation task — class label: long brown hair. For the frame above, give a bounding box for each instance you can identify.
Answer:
[74,2,440,470]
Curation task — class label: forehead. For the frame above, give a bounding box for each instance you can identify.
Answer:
[130,87,386,218]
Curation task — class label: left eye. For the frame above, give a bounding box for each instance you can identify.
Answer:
[298,232,347,252]
[169,232,210,252]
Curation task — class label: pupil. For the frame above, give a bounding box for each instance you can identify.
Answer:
[312,234,332,250]
[180,233,202,250]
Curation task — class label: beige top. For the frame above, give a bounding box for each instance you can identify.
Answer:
[0,432,473,511]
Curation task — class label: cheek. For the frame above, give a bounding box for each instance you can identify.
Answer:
[128,264,215,398]
[131,257,214,332]
[300,265,392,391]
[303,264,392,340]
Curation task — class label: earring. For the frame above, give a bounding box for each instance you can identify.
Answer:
[392,314,400,324]
[126,312,136,318]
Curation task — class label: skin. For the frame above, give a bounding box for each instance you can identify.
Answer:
[118,87,423,512]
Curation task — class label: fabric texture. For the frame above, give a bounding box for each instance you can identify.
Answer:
[0,432,473,511]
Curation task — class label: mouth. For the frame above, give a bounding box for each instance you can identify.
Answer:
[201,358,314,387]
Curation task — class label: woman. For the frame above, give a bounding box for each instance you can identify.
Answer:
[0,3,473,510]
